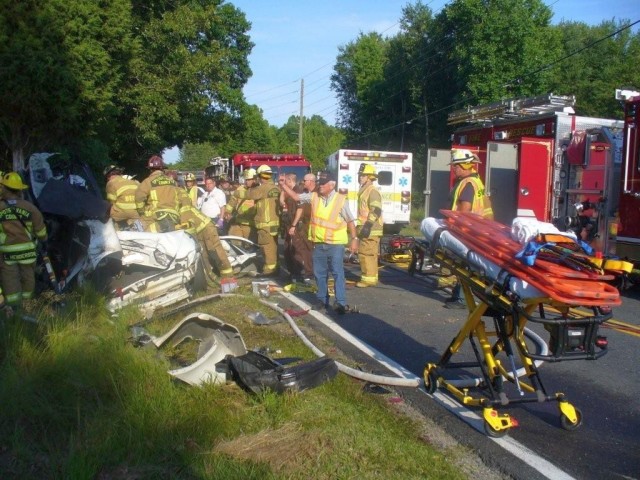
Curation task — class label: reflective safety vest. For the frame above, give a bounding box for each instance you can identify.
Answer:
[188,185,204,207]
[225,186,256,226]
[309,192,348,244]
[0,198,47,264]
[106,175,140,221]
[357,183,383,236]
[451,175,494,220]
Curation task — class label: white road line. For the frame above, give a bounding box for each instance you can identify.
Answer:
[279,290,577,480]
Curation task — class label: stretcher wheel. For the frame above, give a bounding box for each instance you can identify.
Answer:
[423,364,438,394]
[484,420,509,438]
[560,407,583,431]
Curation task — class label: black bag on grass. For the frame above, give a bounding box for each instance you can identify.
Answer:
[225,351,338,394]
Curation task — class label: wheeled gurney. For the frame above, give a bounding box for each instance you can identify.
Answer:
[420,213,620,437]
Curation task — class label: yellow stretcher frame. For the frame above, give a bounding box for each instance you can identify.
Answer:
[423,247,611,437]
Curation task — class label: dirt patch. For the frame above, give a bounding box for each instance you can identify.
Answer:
[213,423,330,475]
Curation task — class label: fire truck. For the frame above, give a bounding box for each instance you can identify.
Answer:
[325,149,413,232]
[230,153,311,181]
[425,93,631,262]
[618,89,640,266]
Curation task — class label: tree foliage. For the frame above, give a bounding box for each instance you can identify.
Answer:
[0,0,134,171]
[0,0,254,173]
[330,0,640,202]
[547,20,640,118]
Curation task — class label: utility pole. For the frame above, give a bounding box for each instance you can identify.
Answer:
[298,78,304,155]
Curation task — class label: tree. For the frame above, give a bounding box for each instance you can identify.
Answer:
[0,0,134,170]
[548,20,640,119]
[331,32,390,141]
[115,0,254,169]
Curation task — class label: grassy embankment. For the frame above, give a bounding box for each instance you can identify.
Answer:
[0,284,474,479]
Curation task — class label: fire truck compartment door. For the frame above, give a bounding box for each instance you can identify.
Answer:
[486,142,518,224]
[425,148,451,217]
[518,138,554,222]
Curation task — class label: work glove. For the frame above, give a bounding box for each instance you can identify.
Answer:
[358,222,372,239]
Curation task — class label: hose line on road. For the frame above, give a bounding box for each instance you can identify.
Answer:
[152,292,549,389]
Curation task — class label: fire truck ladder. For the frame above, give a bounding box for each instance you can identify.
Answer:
[447,93,576,125]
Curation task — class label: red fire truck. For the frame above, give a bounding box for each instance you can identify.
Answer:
[230,153,311,181]
[617,89,640,266]
[425,93,633,264]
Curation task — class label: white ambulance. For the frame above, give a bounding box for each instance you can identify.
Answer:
[325,149,413,232]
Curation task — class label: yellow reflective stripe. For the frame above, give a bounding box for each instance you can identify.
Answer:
[115,202,137,210]
[0,241,37,252]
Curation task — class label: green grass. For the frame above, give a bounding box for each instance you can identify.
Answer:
[0,285,467,479]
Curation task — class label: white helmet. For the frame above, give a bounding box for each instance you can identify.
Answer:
[256,165,273,176]
[449,149,480,165]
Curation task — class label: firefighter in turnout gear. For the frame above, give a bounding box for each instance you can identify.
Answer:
[235,165,280,276]
[178,190,233,284]
[445,149,494,309]
[104,164,141,230]
[183,172,204,207]
[135,155,181,233]
[0,172,48,309]
[224,168,257,242]
[356,163,383,287]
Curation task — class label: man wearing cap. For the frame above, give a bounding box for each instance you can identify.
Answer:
[234,165,280,276]
[104,165,141,230]
[355,163,383,287]
[224,168,257,242]
[279,171,358,315]
[445,149,493,309]
[0,172,48,310]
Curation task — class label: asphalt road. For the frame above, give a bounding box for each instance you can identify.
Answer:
[288,255,640,480]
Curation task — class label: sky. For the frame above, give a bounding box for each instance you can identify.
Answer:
[165,0,638,162]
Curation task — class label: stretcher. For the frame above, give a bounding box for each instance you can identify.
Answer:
[420,213,619,437]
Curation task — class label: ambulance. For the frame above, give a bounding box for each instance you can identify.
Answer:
[325,149,413,232]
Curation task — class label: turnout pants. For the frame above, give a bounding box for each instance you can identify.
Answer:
[198,224,233,278]
[0,256,36,306]
[257,229,278,274]
[357,236,380,285]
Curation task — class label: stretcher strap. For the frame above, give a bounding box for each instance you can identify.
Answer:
[429,226,448,258]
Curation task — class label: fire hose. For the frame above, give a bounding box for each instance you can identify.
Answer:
[153,292,548,389]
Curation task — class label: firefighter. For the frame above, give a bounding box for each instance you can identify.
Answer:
[223,168,257,242]
[355,163,383,287]
[445,149,494,309]
[279,171,358,314]
[104,164,142,230]
[184,172,204,207]
[178,190,233,283]
[217,175,233,202]
[235,165,280,276]
[0,172,47,310]
[135,155,181,233]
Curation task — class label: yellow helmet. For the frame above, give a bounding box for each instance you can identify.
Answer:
[358,163,377,177]
[183,172,196,181]
[256,165,272,177]
[243,168,257,180]
[1,172,29,190]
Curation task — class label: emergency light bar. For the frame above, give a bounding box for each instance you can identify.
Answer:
[343,151,409,161]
